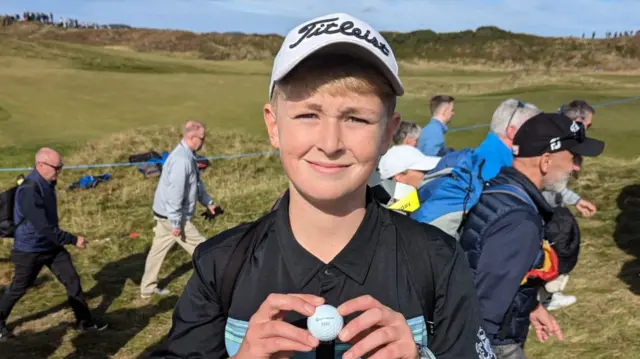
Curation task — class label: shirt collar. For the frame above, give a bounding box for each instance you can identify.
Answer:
[274,189,382,288]
[180,140,197,159]
[430,117,449,132]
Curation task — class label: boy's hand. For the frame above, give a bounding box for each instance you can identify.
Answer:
[234,293,324,359]
[337,295,418,359]
[529,304,564,343]
[576,199,596,217]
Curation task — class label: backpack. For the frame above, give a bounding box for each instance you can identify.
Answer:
[67,173,111,190]
[0,176,34,238]
[545,206,580,275]
[217,206,437,347]
[410,148,486,238]
[136,152,169,178]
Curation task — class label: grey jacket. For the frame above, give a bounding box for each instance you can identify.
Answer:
[152,141,214,228]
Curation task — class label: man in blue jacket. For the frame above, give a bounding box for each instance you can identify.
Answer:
[0,148,107,341]
[459,113,604,358]
[417,95,455,156]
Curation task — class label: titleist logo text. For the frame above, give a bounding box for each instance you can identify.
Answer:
[288,17,390,56]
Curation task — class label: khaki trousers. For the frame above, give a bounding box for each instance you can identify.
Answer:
[140,218,205,296]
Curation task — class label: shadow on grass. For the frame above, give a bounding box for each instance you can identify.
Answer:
[64,295,179,359]
[136,334,168,358]
[0,274,53,299]
[7,251,192,328]
[614,184,640,295]
[0,322,70,359]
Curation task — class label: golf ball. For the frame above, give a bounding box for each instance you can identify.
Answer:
[307,304,344,342]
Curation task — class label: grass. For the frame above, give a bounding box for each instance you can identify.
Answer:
[3,22,640,70]
[0,34,639,358]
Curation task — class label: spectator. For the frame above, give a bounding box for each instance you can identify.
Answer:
[417,95,455,156]
[0,148,107,341]
[392,120,421,146]
[559,100,595,129]
[378,144,441,201]
[459,113,604,358]
[153,13,495,359]
[472,98,540,181]
[538,100,599,312]
[139,120,218,299]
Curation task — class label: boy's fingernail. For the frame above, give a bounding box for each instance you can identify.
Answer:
[343,353,353,359]
[305,304,315,314]
[308,335,319,345]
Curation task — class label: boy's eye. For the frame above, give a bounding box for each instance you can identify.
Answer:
[347,116,370,124]
[294,113,317,119]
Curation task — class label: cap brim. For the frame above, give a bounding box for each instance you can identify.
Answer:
[408,156,441,172]
[570,138,605,157]
[271,40,404,97]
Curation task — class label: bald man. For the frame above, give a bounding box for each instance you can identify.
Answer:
[140,120,218,299]
[0,148,107,341]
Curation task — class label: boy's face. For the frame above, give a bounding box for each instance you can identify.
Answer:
[264,90,400,202]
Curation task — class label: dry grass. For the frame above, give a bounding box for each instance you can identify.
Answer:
[3,22,640,70]
[0,126,639,358]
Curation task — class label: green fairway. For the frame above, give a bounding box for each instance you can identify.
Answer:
[0,38,639,359]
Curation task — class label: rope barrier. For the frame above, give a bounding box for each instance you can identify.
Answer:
[1,96,638,173]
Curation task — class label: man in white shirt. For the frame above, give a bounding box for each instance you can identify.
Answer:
[140,120,217,298]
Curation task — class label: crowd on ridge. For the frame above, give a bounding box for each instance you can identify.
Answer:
[1,11,106,29]
[0,11,616,359]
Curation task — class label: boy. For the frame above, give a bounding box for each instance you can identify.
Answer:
[153,13,493,359]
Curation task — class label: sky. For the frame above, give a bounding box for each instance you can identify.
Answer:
[3,0,639,38]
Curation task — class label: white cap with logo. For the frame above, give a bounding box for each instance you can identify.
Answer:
[269,12,404,98]
[378,145,441,180]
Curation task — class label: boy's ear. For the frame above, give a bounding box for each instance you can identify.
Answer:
[263,103,280,149]
[382,112,402,150]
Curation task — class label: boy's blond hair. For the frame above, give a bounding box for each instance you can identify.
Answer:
[270,53,397,118]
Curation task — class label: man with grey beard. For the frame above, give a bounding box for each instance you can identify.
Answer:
[458,113,604,358]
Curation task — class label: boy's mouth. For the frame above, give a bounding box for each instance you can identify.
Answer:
[306,160,351,174]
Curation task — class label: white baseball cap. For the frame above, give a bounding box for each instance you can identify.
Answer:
[269,12,404,99]
[378,145,441,180]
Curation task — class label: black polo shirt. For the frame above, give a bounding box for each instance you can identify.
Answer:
[153,191,496,359]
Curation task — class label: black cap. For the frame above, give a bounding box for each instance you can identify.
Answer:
[512,113,605,158]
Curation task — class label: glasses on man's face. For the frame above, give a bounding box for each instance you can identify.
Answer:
[42,162,64,172]
[505,100,525,130]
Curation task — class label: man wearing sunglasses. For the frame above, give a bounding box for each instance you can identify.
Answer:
[0,148,107,341]
[458,113,604,359]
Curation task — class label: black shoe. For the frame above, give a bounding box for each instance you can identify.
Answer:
[0,326,14,341]
[76,320,108,332]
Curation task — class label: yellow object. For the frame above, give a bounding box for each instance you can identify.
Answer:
[520,240,555,285]
[388,188,421,213]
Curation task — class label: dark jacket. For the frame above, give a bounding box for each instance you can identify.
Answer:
[13,170,77,252]
[459,166,553,346]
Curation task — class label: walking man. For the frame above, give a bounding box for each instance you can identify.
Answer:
[140,120,217,299]
[0,148,107,341]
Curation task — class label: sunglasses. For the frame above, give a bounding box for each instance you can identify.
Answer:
[505,100,525,129]
[42,162,64,172]
[549,121,586,151]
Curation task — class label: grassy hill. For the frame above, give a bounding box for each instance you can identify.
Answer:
[2,22,640,70]
[0,19,639,359]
